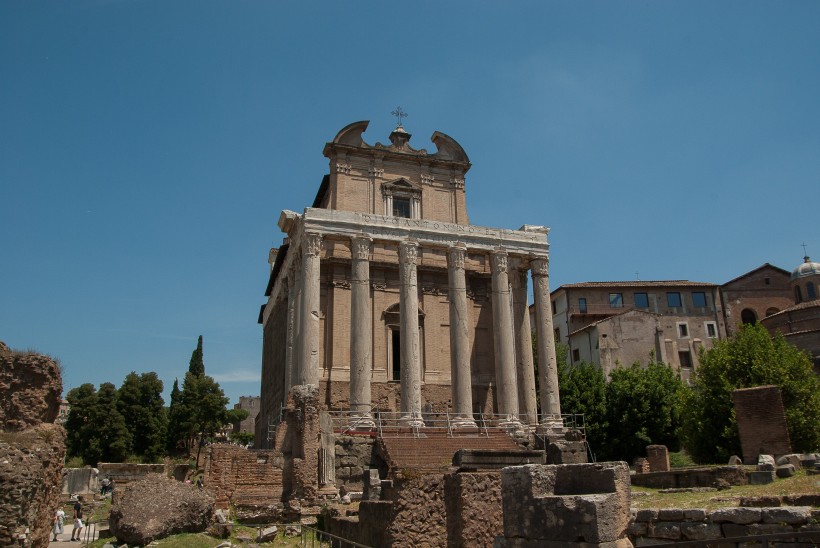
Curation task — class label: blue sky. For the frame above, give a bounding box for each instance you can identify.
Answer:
[2,1,818,406]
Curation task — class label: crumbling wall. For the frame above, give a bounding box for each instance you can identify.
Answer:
[732,385,792,464]
[97,462,166,492]
[0,342,65,548]
[203,444,284,522]
[630,465,747,489]
[335,434,376,491]
[629,506,820,544]
[383,472,447,547]
[444,471,502,548]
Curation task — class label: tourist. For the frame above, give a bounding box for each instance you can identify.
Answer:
[100,476,110,495]
[70,496,84,542]
[52,507,65,542]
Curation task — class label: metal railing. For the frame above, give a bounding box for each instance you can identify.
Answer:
[300,525,372,548]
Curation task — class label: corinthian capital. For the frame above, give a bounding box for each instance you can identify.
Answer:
[491,249,508,274]
[531,257,549,277]
[303,232,323,257]
[351,235,372,261]
[399,240,419,266]
[448,243,467,270]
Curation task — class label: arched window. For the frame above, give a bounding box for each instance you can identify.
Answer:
[807,282,817,300]
[765,307,780,317]
[795,286,803,304]
[740,308,757,325]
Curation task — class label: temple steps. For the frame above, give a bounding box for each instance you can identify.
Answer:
[376,428,521,471]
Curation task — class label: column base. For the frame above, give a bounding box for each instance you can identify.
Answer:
[536,416,565,436]
[497,415,523,432]
[399,413,425,429]
[347,412,376,431]
[450,416,478,429]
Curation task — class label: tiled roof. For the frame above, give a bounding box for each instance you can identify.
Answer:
[762,298,820,319]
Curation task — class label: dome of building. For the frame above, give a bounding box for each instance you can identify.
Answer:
[791,256,820,280]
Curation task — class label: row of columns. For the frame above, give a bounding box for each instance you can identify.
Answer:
[289,231,562,429]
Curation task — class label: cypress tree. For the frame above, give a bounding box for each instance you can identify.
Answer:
[188,335,204,376]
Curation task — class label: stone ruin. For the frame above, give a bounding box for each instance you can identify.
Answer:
[0,341,66,548]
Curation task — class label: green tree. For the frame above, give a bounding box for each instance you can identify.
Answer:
[94,382,132,463]
[166,378,183,453]
[680,324,820,463]
[167,336,230,462]
[558,361,608,459]
[602,360,684,462]
[117,372,168,462]
[65,383,98,462]
[188,335,204,376]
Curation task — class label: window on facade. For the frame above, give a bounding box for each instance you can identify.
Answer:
[579,298,587,313]
[609,293,623,308]
[392,197,411,218]
[679,351,693,368]
[391,329,401,381]
[764,277,771,285]
[692,292,707,308]
[741,308,757,325]
[667,292,682,308]
[552,300,557,314]
[795,286,803,304]
[705,322,717,338]
[678,323,689,338]
[572,348,580,362]
[634,292,649,309]
[808,282,817,300]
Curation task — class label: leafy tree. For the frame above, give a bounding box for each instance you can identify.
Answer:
[93,382,132,463]
[117,372,168,462]
[66,382,131,465]
[231,431,254,446]
[680,324,820,463]
[65,383,99,462]
[558,361,608,459]
[166,378,183,452]
[602,360,684,462]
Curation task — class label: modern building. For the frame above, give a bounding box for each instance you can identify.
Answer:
[256,120,563,446]
[720,263,792,337]
[550,281,726,380]
[761,255,820,370]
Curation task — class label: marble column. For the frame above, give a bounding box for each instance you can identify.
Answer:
[532,256,562,428]
[399,240,423,427]
[490,248,520,425]
[511,263,538,426]
[448,243,476,427]
[297,232,322,387]
[349,235,374,427]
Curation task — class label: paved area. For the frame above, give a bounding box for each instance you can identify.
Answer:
[49,522,99,545]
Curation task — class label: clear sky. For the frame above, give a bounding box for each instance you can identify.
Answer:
[2,1,818,406]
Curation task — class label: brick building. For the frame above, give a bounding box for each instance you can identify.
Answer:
[720,263,792,337]
[256,120,564,447]
[232,396,260,435]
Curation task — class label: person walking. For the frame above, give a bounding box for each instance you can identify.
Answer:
[52,507,65,542]
[70,496,84,542]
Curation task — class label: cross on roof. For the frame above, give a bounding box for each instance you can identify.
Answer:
[391,106,408,128]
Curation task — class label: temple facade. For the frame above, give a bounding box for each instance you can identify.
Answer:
[256,121,561,446]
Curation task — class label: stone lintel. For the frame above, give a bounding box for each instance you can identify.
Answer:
[453,449,546,470]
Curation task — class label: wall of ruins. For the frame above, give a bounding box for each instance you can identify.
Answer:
[443,471,503,548]
[630,465,747,489]
[334,435,377,491]
[630,506,820,544]
[732,385,792,465]
[202,444,284,521]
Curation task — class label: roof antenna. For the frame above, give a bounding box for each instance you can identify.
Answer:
[636,271,640,281]
[802,242,810,262]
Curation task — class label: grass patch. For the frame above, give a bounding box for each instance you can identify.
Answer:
[631,469,820,510]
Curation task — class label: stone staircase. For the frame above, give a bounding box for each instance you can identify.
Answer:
[376,428,521,471]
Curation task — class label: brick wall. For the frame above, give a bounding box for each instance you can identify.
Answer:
[732,385,792,465]
[646,444,670,472]
[203,444,283,512]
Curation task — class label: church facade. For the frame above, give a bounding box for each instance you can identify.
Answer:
[256,121,562,446]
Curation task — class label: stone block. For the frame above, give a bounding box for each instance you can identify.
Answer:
[728,455,742,465]
[710,507,762,524]
[547,441,587,464]
[499,462,631,544]
[635,509,658,522]
[720,523,749,537]
[757,454,776,471]
[646,445,670,472]
[761,506,811,525]
[776,454,802,468]
[453,449,545,470]
[650,522,680,540]
[683,509,707,521]
[257,526,278,542]
[748,470,775,484]
[657,509,683,521]
[680,522,722,540]
[777,464,796,478]
[627,522,648,536]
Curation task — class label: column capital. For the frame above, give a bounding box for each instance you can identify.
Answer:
[448,242,467,270]
[531,256,549,277]
[491,248,508,274]
[399,239,419,266]
[303,232,323,256]
[351,234,372,261]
